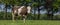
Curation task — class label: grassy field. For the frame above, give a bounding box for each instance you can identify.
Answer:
[0,20,60,25]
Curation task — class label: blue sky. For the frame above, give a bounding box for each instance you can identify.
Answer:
[0,4,5,11]
[0,4,11,12]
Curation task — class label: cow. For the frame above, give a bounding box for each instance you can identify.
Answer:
[12,5,31,23]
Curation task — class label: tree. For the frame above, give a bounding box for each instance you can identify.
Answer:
[45,0,53,20]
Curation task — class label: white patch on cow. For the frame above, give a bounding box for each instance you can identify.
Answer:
[14,10,17,13]
[27,6,31,13]
[18,6,24,15]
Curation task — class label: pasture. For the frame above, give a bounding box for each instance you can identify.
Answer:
[0,20,60,25]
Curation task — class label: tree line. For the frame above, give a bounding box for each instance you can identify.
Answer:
[0,0,60,20]
[0,12,60,20]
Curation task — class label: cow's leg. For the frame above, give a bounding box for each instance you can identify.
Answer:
[23,15,27,23]
[12,13,15,22]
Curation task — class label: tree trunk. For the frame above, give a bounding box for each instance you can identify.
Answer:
[45,0,53,20]
[37,0,40,20]
[4,4,7,20]
[34,7,36,20]
[38,6,40,20]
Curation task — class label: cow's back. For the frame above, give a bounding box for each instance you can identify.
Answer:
[20,6,27,15]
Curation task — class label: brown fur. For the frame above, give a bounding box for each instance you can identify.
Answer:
[12,6,28,16]
[20,6,28,15]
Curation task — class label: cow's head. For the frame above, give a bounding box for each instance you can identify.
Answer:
[27,6,31,14]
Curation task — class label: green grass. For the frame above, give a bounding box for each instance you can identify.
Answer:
[0,20,60,25]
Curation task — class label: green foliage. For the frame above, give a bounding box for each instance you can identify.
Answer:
[53,15,60,20]
[0,12,4,20]
[0,12,60,20]
[0,12,12,20]
[0,0,2,3]
[25,0,32,3]
[1,0,32,5]
[53,0,60,8]
[0,0,40,6]
[32,2,40,7]
[53,0,60,12]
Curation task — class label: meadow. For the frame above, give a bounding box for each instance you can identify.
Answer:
[0,20,60,25]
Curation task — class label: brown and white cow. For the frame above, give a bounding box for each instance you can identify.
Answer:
[12,5,31,23]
